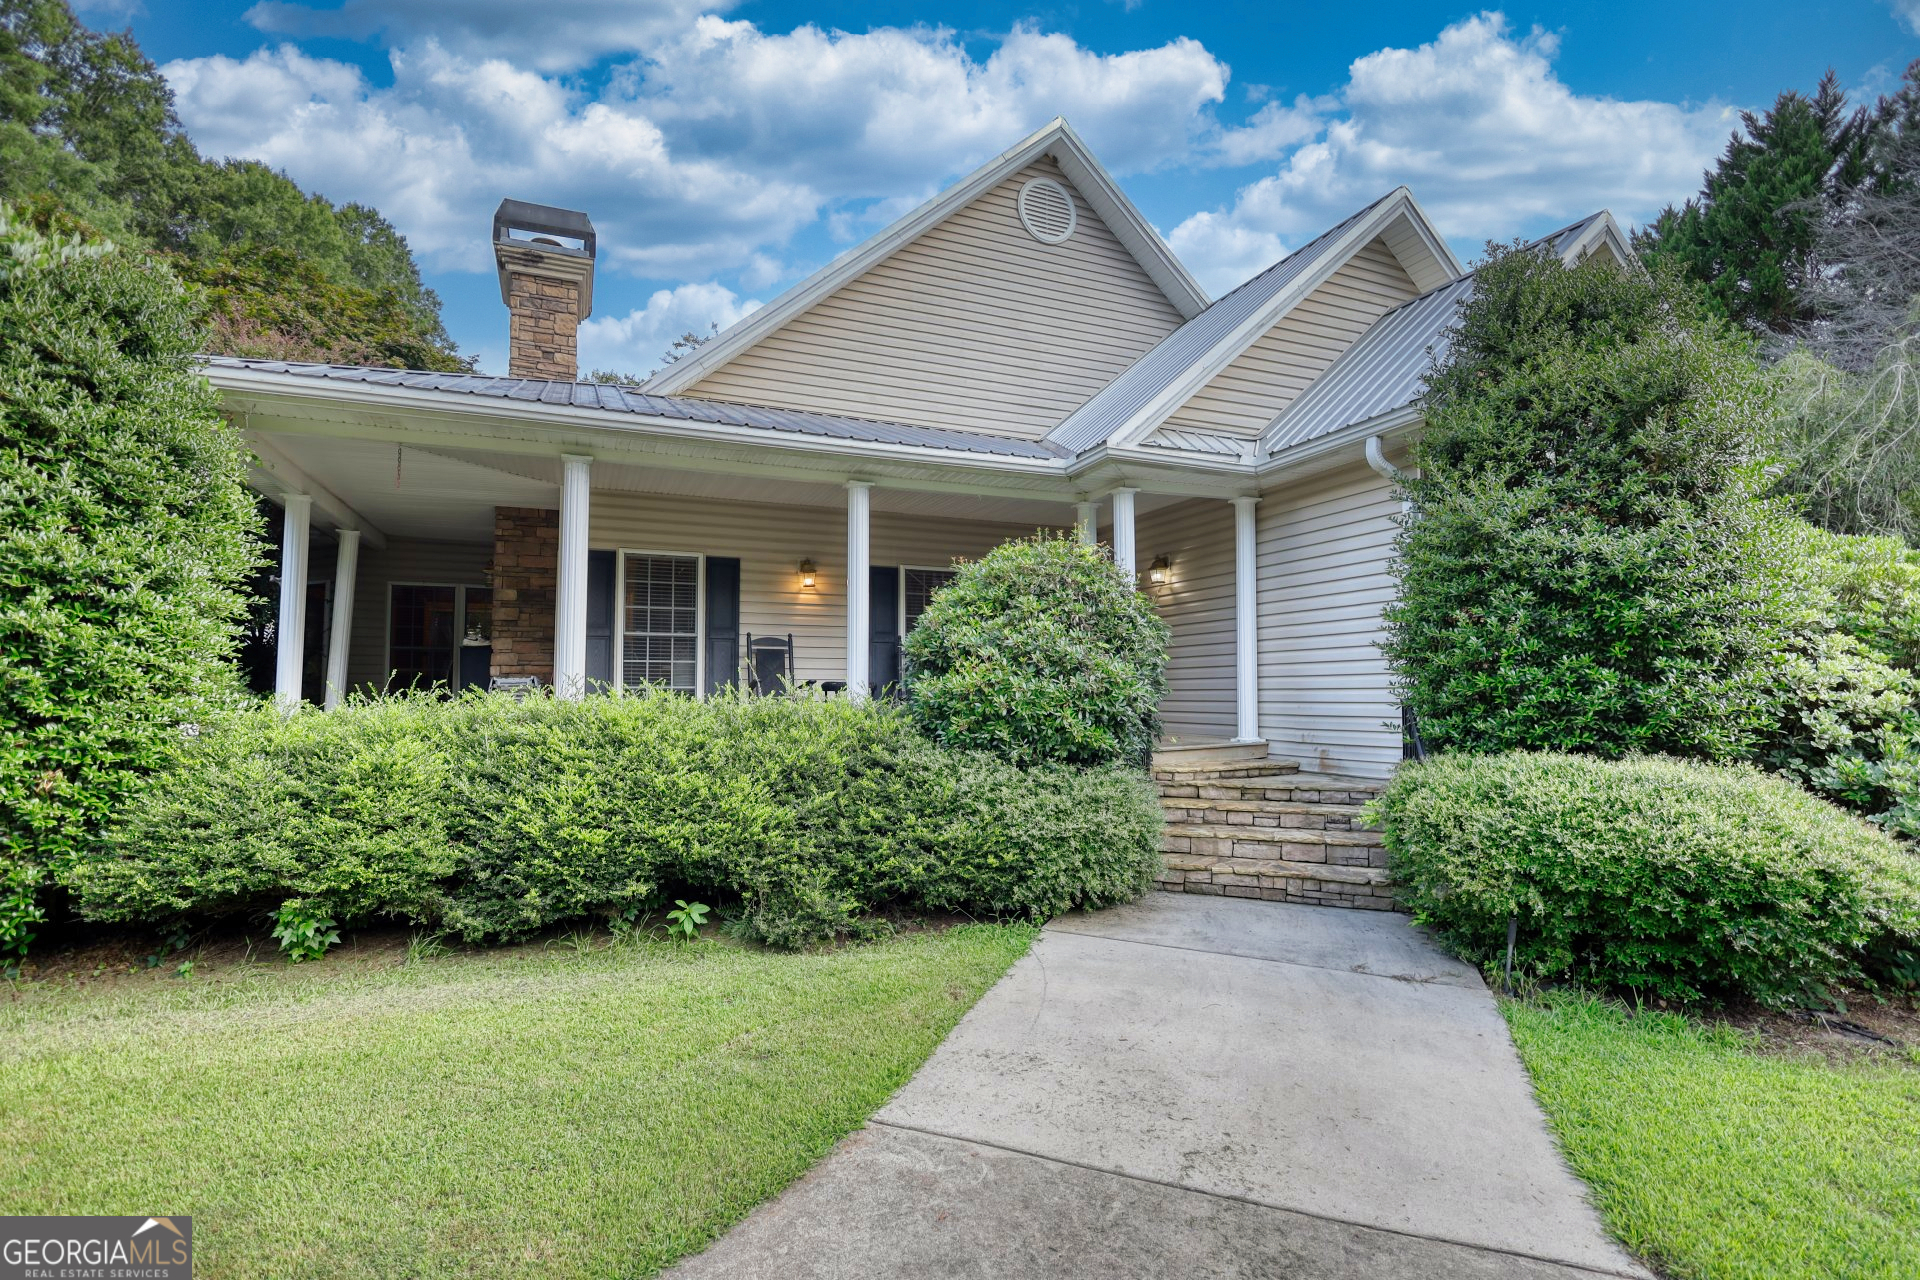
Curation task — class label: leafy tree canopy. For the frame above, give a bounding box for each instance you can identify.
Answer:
[0,0,466,370]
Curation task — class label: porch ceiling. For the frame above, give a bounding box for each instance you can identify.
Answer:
[250,433,1196,540]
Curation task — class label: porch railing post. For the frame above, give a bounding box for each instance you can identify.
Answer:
[846,481,872,700]
[273,493,313,713]
[555,454,592,698]
[323,527,360,710]
[1231,495,1261,744]
[1110,488,1138,577]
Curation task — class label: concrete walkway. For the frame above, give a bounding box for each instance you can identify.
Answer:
[669,895,1648,1279]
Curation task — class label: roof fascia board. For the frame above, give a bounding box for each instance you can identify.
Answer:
[1560,211,1636,269]
[1395,189,1466,281]
[1255,404,1423,480]
[1103,189,1447,452]
[644,118,1207,396]
[212,370,1086,500]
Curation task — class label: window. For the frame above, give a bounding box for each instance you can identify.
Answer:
[622,554,699,693]
[389,585,457,691]
[903,567,957,633]
[388,584,491,694]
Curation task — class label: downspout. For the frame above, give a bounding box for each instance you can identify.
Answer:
[1364,435,1402,482]
[1364,434,1428,763]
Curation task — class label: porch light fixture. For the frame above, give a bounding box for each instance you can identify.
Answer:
[1148,555,1171,586]
[799,558,817,589]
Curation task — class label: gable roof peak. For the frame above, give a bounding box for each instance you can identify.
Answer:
[643,118,1208,395]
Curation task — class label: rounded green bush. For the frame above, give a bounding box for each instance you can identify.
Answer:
[1372,751,1920,1004]
[73,690,1165,948]
[903,534,1169,767]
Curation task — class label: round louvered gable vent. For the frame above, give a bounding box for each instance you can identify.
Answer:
[1017,178,1077,245]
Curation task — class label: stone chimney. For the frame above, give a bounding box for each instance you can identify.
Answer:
[493,199,596,381]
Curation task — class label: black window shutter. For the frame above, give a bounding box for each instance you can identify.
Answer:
[869,565,900,693]
[704,557,741,696]
[585,549,615,692]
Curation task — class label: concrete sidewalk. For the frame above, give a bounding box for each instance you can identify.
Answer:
[669,895,1647,1279]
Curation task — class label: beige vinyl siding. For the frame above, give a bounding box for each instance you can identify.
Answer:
[590,491,1055,685]
[344,537,492,693]
[1135,497,1238,742]
[1161,239,1420,441]
[686,158,1186,441]
[1256,462,1403,778]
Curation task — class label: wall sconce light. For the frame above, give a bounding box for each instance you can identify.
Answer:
[799,558,817,589]
[1148,555,1171,586]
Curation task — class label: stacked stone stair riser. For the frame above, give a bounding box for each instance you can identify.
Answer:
[1151,757,1398,912]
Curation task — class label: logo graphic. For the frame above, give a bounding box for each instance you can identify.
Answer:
[2,1215,192,1279]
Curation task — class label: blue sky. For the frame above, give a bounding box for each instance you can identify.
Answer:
[91,0,1920,374]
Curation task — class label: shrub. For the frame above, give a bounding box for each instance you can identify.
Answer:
[73,691,1162,948]
[904,535,1169,767]
[1385,245,1794,760]
[1760,525,1920,837]
[1372,751,1920,1004]
[0,204,260,957]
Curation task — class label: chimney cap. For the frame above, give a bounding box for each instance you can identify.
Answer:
[493,199,596,259]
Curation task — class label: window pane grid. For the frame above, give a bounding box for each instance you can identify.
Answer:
[623,555,699,693]
[904,568,957,631]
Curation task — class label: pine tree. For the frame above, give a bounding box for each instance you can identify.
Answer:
[1638,71,1871,334]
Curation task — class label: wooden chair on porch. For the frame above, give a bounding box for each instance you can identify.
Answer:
[743,633,794,695]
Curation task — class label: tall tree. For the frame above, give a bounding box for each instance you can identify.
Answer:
[0,0,466,370]
[1639,71,1871,334]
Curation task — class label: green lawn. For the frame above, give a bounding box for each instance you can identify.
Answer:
[0,924,1034,1278]
[1503,991,1920,1280]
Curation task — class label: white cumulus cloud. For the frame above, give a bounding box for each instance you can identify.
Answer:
[163,21,1232,287]
[577,281,761,378]
[1173,13,1734,294]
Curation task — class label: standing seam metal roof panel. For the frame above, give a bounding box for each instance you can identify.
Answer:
[201,357,1067,460]
[1260,212,1613,456]
[1042,193,1395,455]
[1261,277,1472,454]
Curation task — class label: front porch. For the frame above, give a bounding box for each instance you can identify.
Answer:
[246,435,1270,734]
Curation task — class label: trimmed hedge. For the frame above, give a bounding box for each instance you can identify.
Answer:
[1371,751,1920,1004]
[72,691,1163,947]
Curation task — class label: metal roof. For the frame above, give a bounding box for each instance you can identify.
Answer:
[1045,192,1395,456]
[1261,212,1615,457]
[203,358,1068,461]
[1136,427,1249,458]
[1261,276,1472,454]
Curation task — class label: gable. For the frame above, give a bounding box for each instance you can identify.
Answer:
[1156,238,1421,442]
[681,158,1189,441]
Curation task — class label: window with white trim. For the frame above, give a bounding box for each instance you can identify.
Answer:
[622,554,699,693]
[903,567,958,633]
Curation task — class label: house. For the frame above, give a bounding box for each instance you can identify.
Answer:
[219,117,1631,782]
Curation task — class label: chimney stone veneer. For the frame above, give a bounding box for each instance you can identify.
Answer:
[491,506,559,682]
[492,199,596,382]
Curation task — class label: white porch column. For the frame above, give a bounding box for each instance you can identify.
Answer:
[323,528,360,710]
[1075,500,1100,546]
[846,481,873,700]
[1110,488,1138,578]
[273,494,313,713]
[554,454,592,697]
[1231,495,1261,743]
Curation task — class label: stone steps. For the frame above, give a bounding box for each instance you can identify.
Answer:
[1151,759,1399,913]
[1152,758,1303,782]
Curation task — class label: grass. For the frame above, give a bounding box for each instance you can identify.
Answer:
[1502,990,1920,1280]
[0,924,1035,1279]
